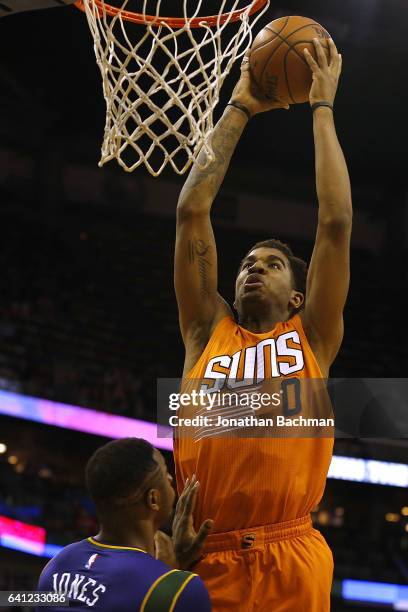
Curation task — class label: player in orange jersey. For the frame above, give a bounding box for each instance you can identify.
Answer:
[173,38,351,611]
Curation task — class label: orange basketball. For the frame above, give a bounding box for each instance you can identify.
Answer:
[249,16,332,104]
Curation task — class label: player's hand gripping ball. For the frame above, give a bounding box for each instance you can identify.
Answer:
[229,51,290,117]
[303,38,342,106]
[249,16,336,105]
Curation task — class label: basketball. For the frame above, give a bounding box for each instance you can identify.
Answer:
[249,16,332,104]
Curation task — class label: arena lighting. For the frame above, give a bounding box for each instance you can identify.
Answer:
[327,456,408,488]
[0,515,46,556]
[0,390,407,486]
[385,513,400,522]
[0,515,63,558]
[342,580,408,607]
[0,389,172,452]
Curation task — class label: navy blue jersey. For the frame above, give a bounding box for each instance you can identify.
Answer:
[36,537,211,611]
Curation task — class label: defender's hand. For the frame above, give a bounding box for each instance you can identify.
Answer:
[303,38,342,106]
[155,530,178,569]
[172,475,214,570]
[230,51,289,117]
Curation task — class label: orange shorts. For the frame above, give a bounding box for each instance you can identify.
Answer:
[195,515,333,612]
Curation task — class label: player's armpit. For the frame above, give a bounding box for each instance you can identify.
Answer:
[302,216,351,368]
[174,206,230,347]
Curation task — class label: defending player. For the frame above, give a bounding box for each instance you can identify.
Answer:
[173,39,351,610]
[36,438,213,611]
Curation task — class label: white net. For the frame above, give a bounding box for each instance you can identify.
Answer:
[78,0,269,175]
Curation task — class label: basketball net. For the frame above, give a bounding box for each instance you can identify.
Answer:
[75,0,269,175]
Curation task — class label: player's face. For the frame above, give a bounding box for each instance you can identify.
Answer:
[153,449,176,524]
[235,247,295,311]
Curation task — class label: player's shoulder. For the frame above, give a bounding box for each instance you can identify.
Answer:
[38,539,91,574]
[283,312,310,341]
[37,539,89,589]
[48,538,90,562]
[141,569,210,612]
[41,537,167,576]
[172,573,211,611]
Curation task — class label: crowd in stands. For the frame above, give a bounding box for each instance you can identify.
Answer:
[0,456,97,546]
[0,205,176,419]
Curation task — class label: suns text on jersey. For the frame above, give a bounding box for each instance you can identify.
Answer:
[201,330,304,392]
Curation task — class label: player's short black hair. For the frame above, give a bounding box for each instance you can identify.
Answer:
[240,239,308,312]
[85,438,159,510]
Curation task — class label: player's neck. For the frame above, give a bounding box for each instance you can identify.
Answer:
[95,520,155,556]
[239,308,290,333]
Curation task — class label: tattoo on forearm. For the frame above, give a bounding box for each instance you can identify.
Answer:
[188,240,195,264]
[180,111,245,202]
[188,239,212,297]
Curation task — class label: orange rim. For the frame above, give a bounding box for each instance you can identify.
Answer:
[74,0,268,28]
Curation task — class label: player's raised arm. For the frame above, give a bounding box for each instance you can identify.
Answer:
[154,475,213,570]
[302,38,352,370]
[175,110,243,348]
[172,474,214,569]
[175,54,289,354]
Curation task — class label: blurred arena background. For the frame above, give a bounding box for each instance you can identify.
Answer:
[0,0,407,609]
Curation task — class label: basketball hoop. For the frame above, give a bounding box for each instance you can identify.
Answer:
[74,0,269,176]
[75,0,268,27]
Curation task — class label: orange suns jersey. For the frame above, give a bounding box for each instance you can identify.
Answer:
[173,314,334,532]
